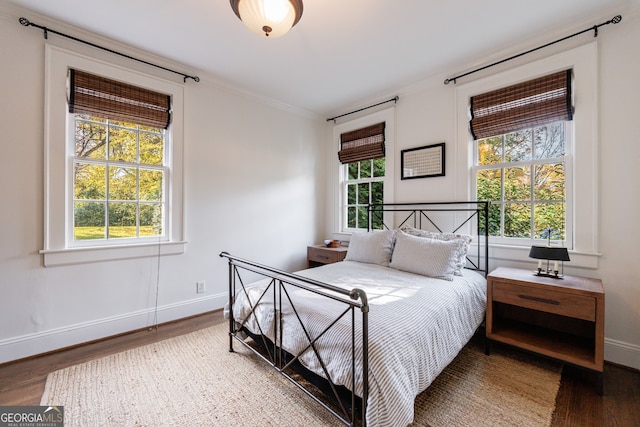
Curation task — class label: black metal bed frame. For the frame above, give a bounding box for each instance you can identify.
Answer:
[220,201,489,427]
[368,201,490,276]
[219,252,370,426]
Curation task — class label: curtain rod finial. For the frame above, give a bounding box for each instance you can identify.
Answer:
[612,15,622,24]
[19,17,30,26]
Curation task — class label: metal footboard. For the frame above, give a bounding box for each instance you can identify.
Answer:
[219,252,370,427]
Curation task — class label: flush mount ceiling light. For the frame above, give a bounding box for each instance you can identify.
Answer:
[230,0,303,38]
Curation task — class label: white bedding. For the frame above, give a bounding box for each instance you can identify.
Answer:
[231,260,486,427]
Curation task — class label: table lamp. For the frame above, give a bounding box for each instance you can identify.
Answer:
[529,246,570,279]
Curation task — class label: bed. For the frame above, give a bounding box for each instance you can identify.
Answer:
[220,202,489,426]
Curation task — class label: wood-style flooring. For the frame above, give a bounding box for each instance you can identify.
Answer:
[1,311,638,426]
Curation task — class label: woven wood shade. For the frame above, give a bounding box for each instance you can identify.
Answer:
[338,122,385,164]
[69,69,171,129]
[469,69,573,140]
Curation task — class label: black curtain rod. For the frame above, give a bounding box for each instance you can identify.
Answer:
[444,14,622,85]
[327,96,399,123]
[19,17,200,83]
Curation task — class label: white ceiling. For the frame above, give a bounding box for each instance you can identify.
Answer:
[6,0,632,115]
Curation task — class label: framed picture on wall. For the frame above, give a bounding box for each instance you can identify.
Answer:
[401,142,445,179]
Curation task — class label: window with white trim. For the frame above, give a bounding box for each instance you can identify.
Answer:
[333,108,395,235]
[470,69,573,247]
[42,46,185,266]
[69,69,170,244]
[344,157,385,230]
[474,122,569,243]
[455,43,599,267]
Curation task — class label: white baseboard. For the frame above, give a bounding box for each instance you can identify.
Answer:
[3,295,639,372]
[0,293,227,364]
[605,337,640,371]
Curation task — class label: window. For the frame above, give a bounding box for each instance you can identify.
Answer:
[455,43,599,268]
[345,158,385,230]
[470,69,572,246]
[332,108,395,235]
[69,69,171,244]
[42,46,185,266]
[474,122,568,242]
[72,116,167,243]
[339,122,386,231]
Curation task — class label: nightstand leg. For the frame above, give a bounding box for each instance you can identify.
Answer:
[484,338,491,356]
[596,371,604,395]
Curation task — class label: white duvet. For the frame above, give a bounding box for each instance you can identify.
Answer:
[230,260,486,427]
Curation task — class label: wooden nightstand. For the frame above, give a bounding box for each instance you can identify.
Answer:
[307,245,347,268]
[486,267,605,394]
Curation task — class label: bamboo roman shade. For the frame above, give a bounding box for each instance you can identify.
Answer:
[69,69,172,129]
[338,122,385,164]
[469,69,573,140]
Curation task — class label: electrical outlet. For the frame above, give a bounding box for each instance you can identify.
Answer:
[196,280,205,294]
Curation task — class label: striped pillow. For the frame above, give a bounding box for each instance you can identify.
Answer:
[399,226,471,275]
[345,230,396,266]
[390,232,467,280]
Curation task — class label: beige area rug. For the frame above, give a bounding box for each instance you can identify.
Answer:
[41,323,561,427]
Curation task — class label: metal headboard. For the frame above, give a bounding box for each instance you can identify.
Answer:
[367,201,490,276]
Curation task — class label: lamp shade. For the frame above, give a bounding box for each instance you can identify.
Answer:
[230,0,303,38]
[528,246,570,261]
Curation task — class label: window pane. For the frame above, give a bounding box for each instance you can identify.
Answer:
[139,131,164,165]
[534,123,565,159]
[504,166,531,201]
[348,162,358,180]
[108,202,137,238]
[358,183,369,205]
[477,136,502,165]
[371,181,384,205]
[504,203,531,238]
[360,160,372,178]
[75,119,106,159]
[74,163,106,200]
[534,163,565,201]
[504,130,531,162]
[357,206,368,229]
[140,203,162,236]
[140,169,163,201]
[347,206,356,228]
[109,166,137,200]
[373,158,385,177]
[482,203,501,237]
[534,203,565,240]
[477,169,502,202]
[109,125,138,163]
[74,201,105,240]
[347,184,357,205]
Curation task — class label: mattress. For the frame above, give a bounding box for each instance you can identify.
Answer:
[230,260,487,427]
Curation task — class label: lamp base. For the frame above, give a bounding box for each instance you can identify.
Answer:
[534,268,564,279]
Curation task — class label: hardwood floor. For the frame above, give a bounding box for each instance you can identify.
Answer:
[1,311,638,426]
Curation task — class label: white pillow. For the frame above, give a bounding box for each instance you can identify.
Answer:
[390,232,467,280]
[399,226,471,275]
[345,230,396,266]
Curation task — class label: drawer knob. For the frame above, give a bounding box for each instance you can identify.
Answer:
[518,294,560,305]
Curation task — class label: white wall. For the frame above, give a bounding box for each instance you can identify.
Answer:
[0,6,326,363]
[325,4,640,369]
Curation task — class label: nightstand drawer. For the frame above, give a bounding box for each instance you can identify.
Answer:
[492,281,596,321]
[307,246,346,264]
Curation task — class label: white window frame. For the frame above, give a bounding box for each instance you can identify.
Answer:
[471,122,572,247]
[455,42,599,268]
[332,107,395,237]
[41,45,185,266]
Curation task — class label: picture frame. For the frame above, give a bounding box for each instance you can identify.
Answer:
[401,142,445,179]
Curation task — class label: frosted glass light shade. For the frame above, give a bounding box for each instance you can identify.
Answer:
[230,0,303,38]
